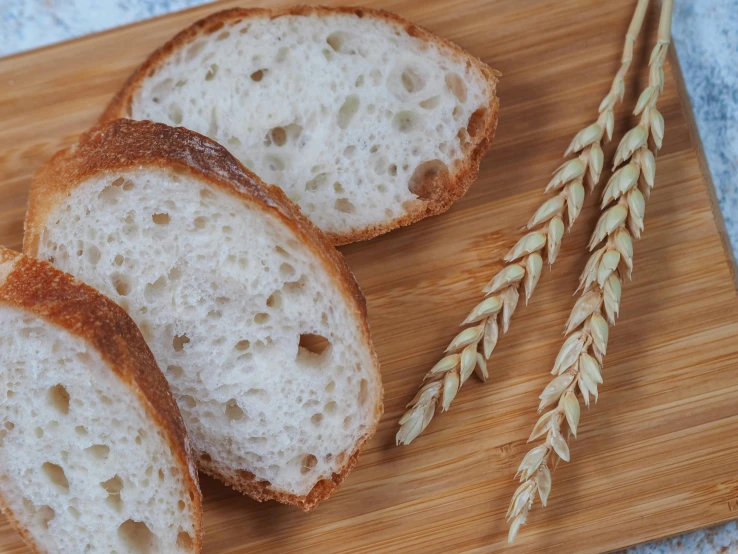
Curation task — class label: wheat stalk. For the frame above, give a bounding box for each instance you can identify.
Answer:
[506,0,674,543]
[396,0,651,447]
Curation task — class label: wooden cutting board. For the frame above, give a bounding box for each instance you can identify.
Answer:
[2,0,737,552]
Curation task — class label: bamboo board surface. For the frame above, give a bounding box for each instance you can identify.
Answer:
[1,0,738,552]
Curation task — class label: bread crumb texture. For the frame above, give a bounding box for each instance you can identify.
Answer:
[35,168,381,499]
[126,10,497,239]
[0,306,197,553]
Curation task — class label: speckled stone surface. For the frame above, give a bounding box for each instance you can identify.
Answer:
[1,1,737,552]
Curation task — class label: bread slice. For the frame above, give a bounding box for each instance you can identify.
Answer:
[0,247,202,554]
[101,6,500,245]
[24,119,383,510]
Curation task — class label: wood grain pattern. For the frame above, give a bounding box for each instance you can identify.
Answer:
[1,1,737,552]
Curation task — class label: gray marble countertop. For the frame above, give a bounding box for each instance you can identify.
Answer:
[1,1,737,552]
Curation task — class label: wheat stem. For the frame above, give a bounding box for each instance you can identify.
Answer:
[396,0,651,447]
[507,0,673,543]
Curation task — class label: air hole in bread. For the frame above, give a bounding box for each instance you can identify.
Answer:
[138,320,153,342]
[34,426,43,438]
[118,519,157,554]
[311,413,323,426]
[254,312,270,324]
[337,95,360,129]
[101,474,124,494]
[452,105,463,122]
[325,380,336,393]
[334,198,356,214]
[299,334,330,356]
[284,123,303,141]
[227,136,242,148]
[167,365,184,379]
[144,277,167,302]
[152,212,170,225]
[266,290,282,309]
[408,159,449,201]
[67,506,80,519]
[215,31,230,41]
[172,334,190,352]
[99,182,124,205]
[343,415,353,429]
[301,454,318,474]
[75,426,88,436]
[86,245,101,265]
[388,164,398,176]
[194,216,208,229]
[250,69,266,82]
[185,41,204,62]
[204,63,218,81]
[181,396,197,409]
[234,340,251,351]
[279,262,296,278]
[270,127,287,146]
[305,173,328,192]
[177,500,186,512]
[420,96,440,109]
[445,72,468,103]
[36,505,55,530]
[168,266,182,280]
[401,67,425,93]
[225,399,245,421]
[326,32,346,53]
[177,531,194,550]
[358,379,369,406]
[85,444,110,459]
[467,107,488,138]
[355,74,364,87]
[393,111,419,133]
[48,384,70,415]
[168,103,183,125]
[324,401,337,414]
[343,145,356,157]
[113,274,131,296]
[42,462,69,491]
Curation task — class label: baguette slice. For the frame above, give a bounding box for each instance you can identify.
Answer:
[24,119,382,510]
[0,247,202,554]
[102,6,500,244]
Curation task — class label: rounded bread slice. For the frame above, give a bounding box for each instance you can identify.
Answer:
[23,119,383,510]
[0,247,202,554]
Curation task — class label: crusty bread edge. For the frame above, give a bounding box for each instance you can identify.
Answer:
[0,247,203,553]
[22,119,384,511]
[100,5,500,245]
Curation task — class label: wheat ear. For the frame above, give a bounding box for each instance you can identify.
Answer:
[396,0,651,447]
[506,0,674,543]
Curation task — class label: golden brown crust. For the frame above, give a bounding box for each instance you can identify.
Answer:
[197,434,370,511]
[100,5,500,245]
[23,119,383,509]
[0,247,203,554]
